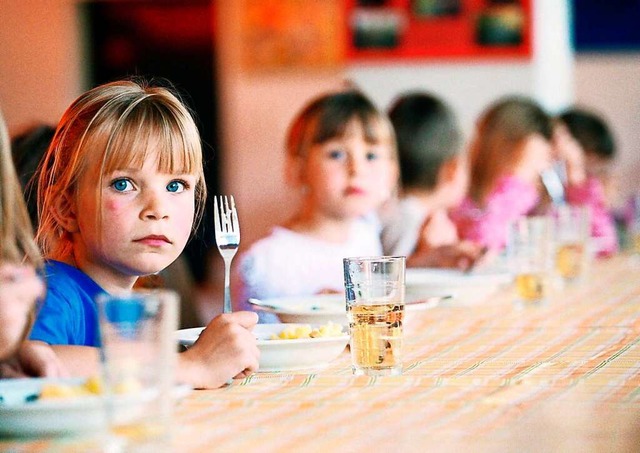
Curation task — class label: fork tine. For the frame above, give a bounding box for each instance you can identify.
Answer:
[224,195,231,233]
[230,195,238,234]
[213,196,221,235]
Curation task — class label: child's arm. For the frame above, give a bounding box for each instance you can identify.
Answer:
[48,312,259,389]
[407,241,486,271]
[50,344,100,376]
[0,340,68,378]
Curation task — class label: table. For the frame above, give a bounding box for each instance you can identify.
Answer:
[172,254,640,452]
[5,255,640,452]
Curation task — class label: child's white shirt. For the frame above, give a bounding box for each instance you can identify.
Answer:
[232,216,382,317]
[381,196,429,257]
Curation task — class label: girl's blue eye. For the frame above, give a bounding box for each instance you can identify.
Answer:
[112,179,133,192]
[328,149,345,160]
[167,180,185,193]
[365,151,379,161]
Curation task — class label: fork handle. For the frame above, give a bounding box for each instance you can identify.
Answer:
[223,260,232,314]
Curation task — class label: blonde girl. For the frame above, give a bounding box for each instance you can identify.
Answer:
[0,107,62,377]
[30,80,258,388]
[233,90,398,316]
[450,96,553,251]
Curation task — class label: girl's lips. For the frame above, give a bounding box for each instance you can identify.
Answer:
[345,187,366,196]
[135,235,171,247]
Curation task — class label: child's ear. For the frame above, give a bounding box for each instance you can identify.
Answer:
[51,191,79,234]
[438,157,460,185]
[285,155,306,188]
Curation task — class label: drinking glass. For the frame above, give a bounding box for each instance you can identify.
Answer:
[343,256,405,376]
[551,205,591,284]
[508,216,552,304]
[97,289,179,450]
[629,194,640,255]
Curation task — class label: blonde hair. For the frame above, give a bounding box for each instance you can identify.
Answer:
[468,96,552,206]
[0,108,42,267]
[37,80,206,259]
[286,90,397,161]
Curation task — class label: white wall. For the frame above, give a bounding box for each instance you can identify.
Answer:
[347,61,534,139]
[575,54,640,201]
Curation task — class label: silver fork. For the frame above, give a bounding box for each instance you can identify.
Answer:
[213,195,240,314]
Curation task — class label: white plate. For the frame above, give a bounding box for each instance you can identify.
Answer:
[177,323,349,372]
[246,293,444,324]
[0,377,191,438]
[406,268,512,303]
[248,294,348,326]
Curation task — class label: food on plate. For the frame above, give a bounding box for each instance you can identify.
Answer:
[39,376,103,400]
[38,375,142,401]
[270,322,344,340]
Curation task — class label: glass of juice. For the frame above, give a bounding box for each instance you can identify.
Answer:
[343,256,405,376]
[551,205,591,284]
[508,216,552,305]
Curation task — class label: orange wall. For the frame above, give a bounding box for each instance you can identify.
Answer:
[0,0,83,135]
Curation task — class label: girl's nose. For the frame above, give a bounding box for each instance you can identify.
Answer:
[347,154,363,176]
[141,190,169,220]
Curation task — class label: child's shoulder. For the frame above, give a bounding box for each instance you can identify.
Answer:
[44,260,104,299]
[245,226,307,252]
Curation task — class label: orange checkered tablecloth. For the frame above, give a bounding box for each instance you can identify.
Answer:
[169,255,640,452]
[5,255,640,452]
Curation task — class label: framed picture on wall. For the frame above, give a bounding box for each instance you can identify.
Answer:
[345,0,532,61]
[240,0,344,72]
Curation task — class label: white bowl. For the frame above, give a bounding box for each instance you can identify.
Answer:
[177,323,349,372]
[0,377,190,438]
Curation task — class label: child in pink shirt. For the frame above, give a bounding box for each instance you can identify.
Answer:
[450,96,553,251]
[554,108,619,256]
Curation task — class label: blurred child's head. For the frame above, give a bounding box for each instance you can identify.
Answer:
[0,108,41,266]
[285,90,398,220]
[11,124,56,228]
[558,107,616,179]
[388,91,467,207]
[469,95,553,204]
[37,80,206,275]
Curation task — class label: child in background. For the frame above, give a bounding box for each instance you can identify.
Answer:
[450,96,554,251]
[0,108,63,378]
[554,107,618,256]
[233,90,398,316]
[382,91,484,269]
[30,80,259,389]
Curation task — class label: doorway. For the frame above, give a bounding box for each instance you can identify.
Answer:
[83,0,219,284]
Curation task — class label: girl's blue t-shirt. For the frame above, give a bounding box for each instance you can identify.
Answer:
[30,260,106,347]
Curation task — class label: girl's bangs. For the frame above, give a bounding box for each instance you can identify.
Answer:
[101,102,202,176]
[313,112,390,145]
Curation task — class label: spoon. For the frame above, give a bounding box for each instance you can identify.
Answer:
[540,167,566,205]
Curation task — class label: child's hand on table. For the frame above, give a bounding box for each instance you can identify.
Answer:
[178,311,260,389]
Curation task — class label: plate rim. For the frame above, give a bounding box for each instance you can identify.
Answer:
[176,324,349,347]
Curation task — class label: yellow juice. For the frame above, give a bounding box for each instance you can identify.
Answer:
[347,303,403,375]
[555,242,585,280]
[515,273,544,303]
[633,232,640,255]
